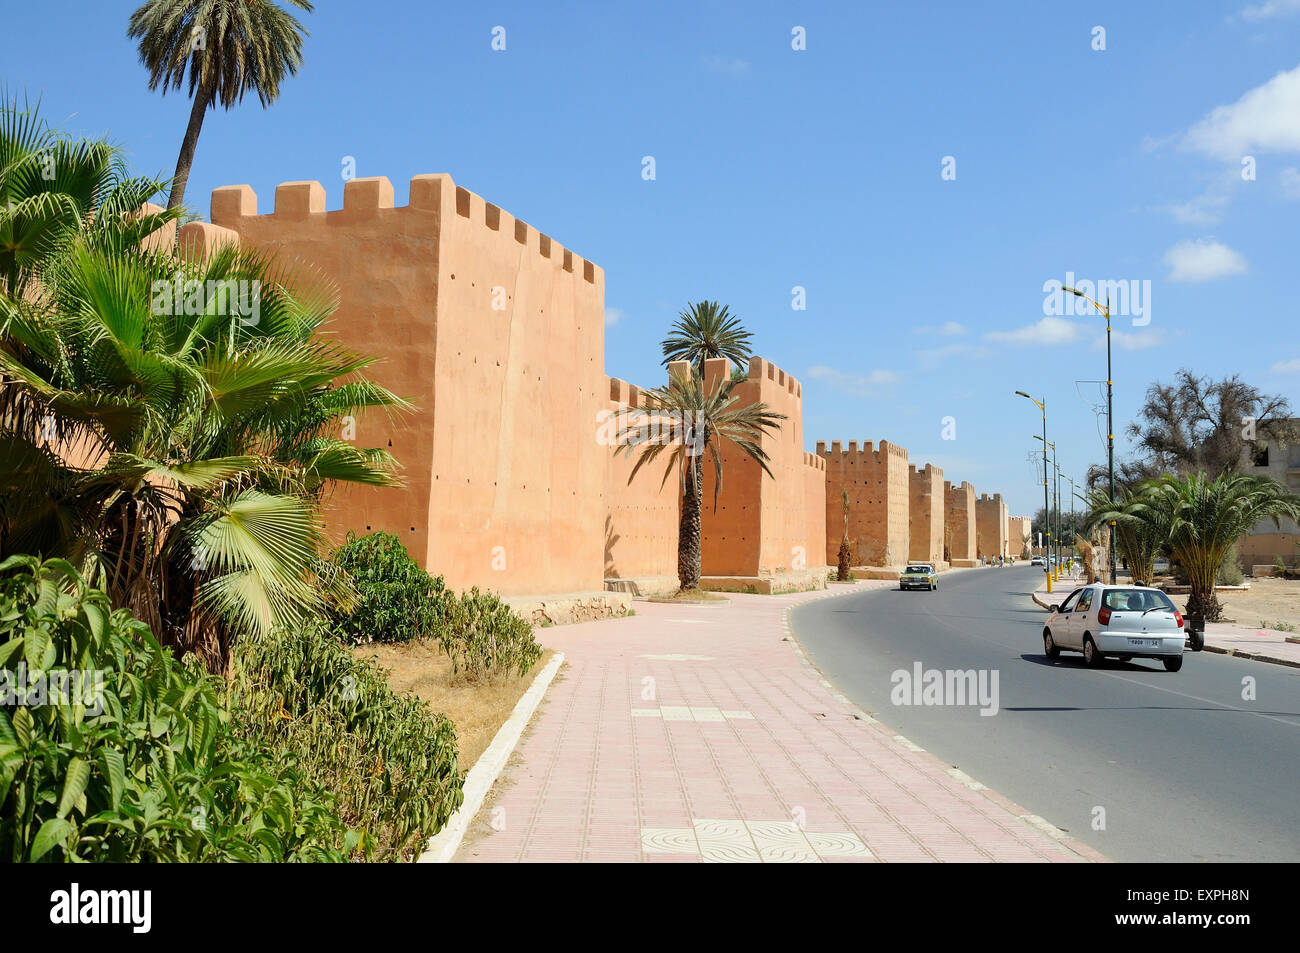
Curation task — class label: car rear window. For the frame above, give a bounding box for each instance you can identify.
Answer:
[905,566,929,573]
[1103,589,1175,611]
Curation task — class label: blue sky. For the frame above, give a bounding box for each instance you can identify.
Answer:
[5,0,1300,515]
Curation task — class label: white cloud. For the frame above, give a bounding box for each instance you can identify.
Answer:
[914,321,967,337]
[1182,63,1300,160]
[1270,357,1300,372]
[914,342,991,370]
[1167,182,1233,225]
[605,306,624,327]
[1281,166,1300,199]
[1163,238,1248,282]
[702,55,750,76]
[806,365,898,397]
[984,317,1081,347]
[1238,0,1300,21]
[1103,329,1166,352]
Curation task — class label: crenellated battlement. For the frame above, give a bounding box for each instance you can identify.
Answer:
[977,492,1004,504]
[207,173,600,284]
[815,438,909,463]
[746,356,802,399]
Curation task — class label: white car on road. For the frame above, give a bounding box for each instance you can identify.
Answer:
[1043,584,1186,672]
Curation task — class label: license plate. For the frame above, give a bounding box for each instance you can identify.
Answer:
[1128,638,1158,648]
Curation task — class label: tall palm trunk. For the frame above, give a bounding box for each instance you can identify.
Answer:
[166,76,213,211]
[678,456,702,590]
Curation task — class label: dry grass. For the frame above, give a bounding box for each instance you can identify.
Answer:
[650,588,729,603]
[1208,576,1300,629]
[352,641,555,771]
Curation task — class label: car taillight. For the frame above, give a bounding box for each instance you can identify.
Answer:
[1098,607,1112,626]
[1174,611,1184,628]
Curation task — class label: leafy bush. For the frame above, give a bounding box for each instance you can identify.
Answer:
[329,531,453,645]
[1216,546,1244,586]
[227,623,464,861]
[0,556,349,862]
[438,588,543,682]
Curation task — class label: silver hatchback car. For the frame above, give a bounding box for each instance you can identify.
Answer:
[1043,584,1186,672]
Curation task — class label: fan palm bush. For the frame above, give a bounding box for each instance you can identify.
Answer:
[618,366,784,591]
[0,101,406,668]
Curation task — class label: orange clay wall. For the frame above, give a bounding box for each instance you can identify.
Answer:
[818,439,910,568]
[602,374,680,582]
[1007,515,1033,557]
[976,493,1009,560]
[186,173,607,595]
[697,356,827,577]
[944,481,977,562]
[908,463,945,565]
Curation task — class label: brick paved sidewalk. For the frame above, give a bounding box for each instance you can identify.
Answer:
[454,581,1101,863]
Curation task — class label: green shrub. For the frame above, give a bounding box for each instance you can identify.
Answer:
[0,556,349,862]
[227,623,463,861]
[329,531,453,645]
[1216,546,1244,586]
[438,588,542,682]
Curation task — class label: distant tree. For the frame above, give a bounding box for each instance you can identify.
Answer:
[129,0,314,212]
[660,301,753,375]
[1123,370,1294,477]
[836,489,851,581]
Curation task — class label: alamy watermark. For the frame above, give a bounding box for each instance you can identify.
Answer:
[596,408,707,457]
[890,662,999,716]
[150,271,261,326]
[1,663,106,716]
[1042,272,1150,326]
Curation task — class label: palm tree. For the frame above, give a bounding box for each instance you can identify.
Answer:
[617,367,784,592]
[836,488,851,581]
[1082,485,1168,587]
[660,300,753,375]
[1132,472,1300,621]
[128,0,313,212]
[0,107,404,667]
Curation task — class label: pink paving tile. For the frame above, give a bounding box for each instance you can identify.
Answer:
[452,587,1102,864]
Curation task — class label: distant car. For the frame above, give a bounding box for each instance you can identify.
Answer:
[900,563,939,591]
[1042,584,1186,672]
[1031,556,1046,567]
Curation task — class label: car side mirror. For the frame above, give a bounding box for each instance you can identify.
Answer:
[1048,604,1059,613]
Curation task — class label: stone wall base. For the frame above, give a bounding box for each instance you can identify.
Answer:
[604,575,681,598]
[700,567,829,595]
[504,591,634,627]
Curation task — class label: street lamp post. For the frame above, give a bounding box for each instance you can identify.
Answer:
[1064,285,1116,583]
[1016,391,1052,594]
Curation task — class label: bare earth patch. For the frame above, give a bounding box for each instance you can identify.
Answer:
[1183,577,1300,631]
[352,641,556,770]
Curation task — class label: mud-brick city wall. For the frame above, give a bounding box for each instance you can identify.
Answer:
[602,374,680,584]
[819,439,910,568]
[909,463,945,566]
[698,357,827,578]
[944,480,977,563]
[194,174,608,595]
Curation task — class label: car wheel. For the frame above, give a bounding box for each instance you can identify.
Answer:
[1083,635,1104,668]
[1043,630,1060,659]
[1163,655,1184,673]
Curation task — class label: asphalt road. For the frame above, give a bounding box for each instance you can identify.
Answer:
[791,566,1300,862]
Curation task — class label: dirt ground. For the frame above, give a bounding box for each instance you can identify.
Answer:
[1194,576,1300,630]
[352,641,555,770]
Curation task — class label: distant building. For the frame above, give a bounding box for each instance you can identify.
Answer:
[1239,421,1300,572]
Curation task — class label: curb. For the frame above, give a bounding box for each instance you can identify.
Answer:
[417,651,566,863]
[1201,643,1300,669]
[785,584,1107,863]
